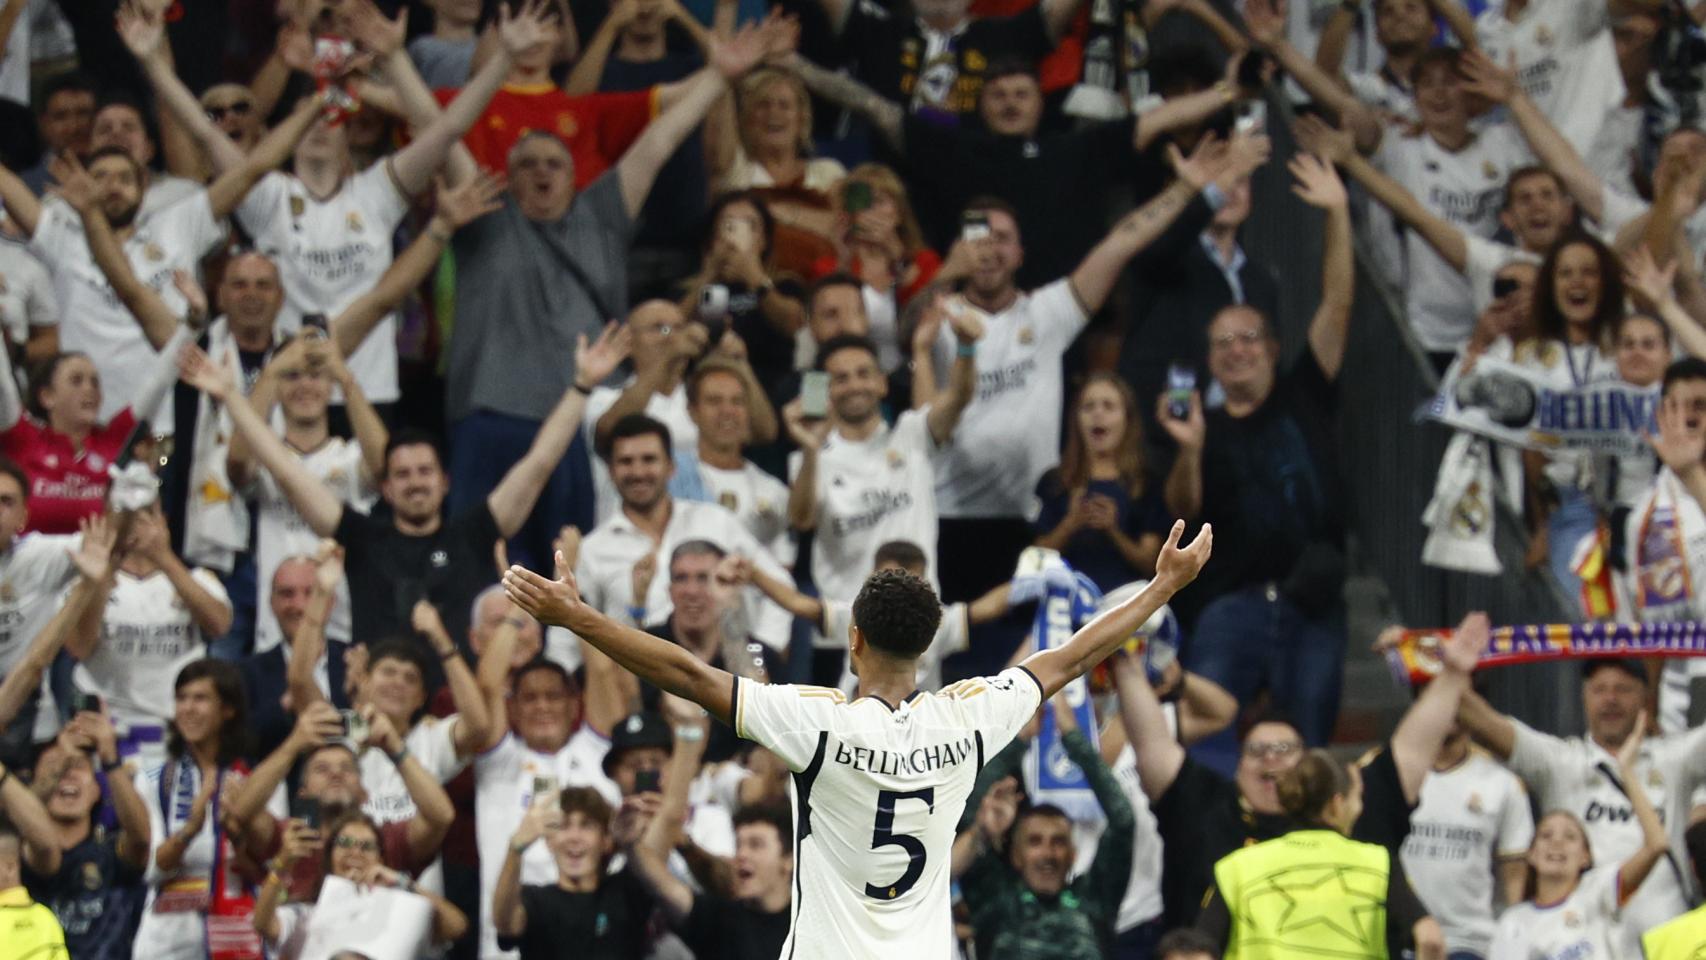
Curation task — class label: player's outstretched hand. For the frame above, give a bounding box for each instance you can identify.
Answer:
[1153,520,1212,592]
[504,550,587,629]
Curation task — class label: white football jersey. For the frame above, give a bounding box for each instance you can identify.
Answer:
[1488,867,1625,960]
[1508,719,1706,955]
[734,667,1044,958]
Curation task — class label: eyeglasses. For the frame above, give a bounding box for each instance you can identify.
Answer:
[334,835,379,853]
[1212,329,1264,348]
[205,102,254,122]
[1243,740,1302,760]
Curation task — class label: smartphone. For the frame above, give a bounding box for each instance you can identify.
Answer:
[302,313,330,339]
[340,709,368,744]
[293,796,321,830]
[1166,363,1197,421]
[1235,99,1267,134]
[634,769,662,794]
[961,210,991,242]
[801,371,830,420]
[843,181,874,214]
[530,775,559,805]
[699,283,730,320]
[71,692,102,715]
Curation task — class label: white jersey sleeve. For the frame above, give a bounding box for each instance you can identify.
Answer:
[937,667,1045,749]
[735,679,854,771]
[234,171,290,238]
[1505,717,1567,801]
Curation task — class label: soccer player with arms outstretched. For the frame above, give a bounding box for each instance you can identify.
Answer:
[502,520,1212,957]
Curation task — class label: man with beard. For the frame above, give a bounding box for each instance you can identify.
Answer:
[4,707,149,960]
[0,95,324,429]
[577,414,796,655]
[228,700,455,900]
[179,317,630,664]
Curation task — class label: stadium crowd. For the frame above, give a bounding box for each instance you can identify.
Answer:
[0,0,1704,955]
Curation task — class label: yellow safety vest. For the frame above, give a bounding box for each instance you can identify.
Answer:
[0,885,67,960]
[1213,828,1391,960]
[1642,905,1706,959]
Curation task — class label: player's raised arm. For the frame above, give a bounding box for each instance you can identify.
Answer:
[503,552,736,723]
[1021,521,1211,699]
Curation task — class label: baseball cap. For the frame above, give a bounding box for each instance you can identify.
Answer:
[1581,658,1647,684]
[602,711,673,775]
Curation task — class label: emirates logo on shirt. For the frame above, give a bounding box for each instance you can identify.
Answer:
[430,549,450,568]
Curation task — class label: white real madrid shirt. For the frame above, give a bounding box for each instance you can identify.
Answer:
[789,408,941,606]
[732,667,1044,959]
[698,458,794,567]
[1399,750,1534,955]
[1488,866,1624,960]
[0,236,57,345]
[931,280,1089,518]
[236,164,411,404]
[1373,126,1531,352]
[73,567,231,733]
[1507,718,1706,955]
[29,191,225,430]
[473,728,616,960]
[1475,0,1623,159]
[0,531,80,738]
[250,437,375,652]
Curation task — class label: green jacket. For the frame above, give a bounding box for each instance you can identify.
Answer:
[963,730,1135,960]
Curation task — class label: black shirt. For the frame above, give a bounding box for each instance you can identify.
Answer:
[498,870,656,960]
[333,500,503,659]
[901,116,1153,289]
[22,826,145,960]
[1151,754,1291,929]
[600,53,706,249]
[1350,742,1416,854]
[840,1,1052,122]
[1173,349,1344,624]
[678,893,790,960]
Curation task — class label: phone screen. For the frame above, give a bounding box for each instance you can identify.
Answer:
[1166,363,1197,420]
[801,371,830,419]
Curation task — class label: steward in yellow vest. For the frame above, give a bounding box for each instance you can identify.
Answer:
[0,826,68,960]
[1643,820,1706,960]
[1195,749,1433,959]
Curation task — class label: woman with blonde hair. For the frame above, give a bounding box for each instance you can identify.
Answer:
[1033,374,1168,591]
[719,66,846,194]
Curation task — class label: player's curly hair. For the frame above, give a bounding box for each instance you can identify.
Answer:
[851,569,941,660]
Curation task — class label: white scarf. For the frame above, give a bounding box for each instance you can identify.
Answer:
[1422,430,1503,575]
[1624,468,1706,730]
[181,320,272,573]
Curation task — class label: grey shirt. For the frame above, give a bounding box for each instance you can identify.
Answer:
[448,173,633,422]
[407,35,476,89]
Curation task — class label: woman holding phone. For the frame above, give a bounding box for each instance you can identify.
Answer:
[677,191,808,401]
[1033,374,1170,591]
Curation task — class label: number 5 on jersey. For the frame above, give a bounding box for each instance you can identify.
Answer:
[866,788,935,900]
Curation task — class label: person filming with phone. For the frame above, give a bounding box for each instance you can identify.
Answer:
[225,700,454,904]
[677,191,808,405]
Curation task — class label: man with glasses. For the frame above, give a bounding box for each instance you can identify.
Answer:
[1156,155,1355,753]
[198,85,260,152]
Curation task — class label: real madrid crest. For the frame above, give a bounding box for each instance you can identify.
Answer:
[83,861,102,891]
[289,195,306,218]
[0,581,16,603]
[1483,160,1498,181]
[143,242,165,262]
[1535,26,1553,47]
[346,211,365,234]
[718,491,738,512]
[886,449,904,469]
[1018,327,1035,345]
[1466,792,1483,814]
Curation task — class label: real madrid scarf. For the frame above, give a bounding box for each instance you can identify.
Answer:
[1385,620,1706,685]
[1063,0,1149,119]
[1025,552,1105,821]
